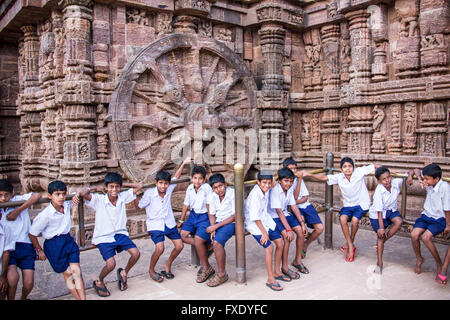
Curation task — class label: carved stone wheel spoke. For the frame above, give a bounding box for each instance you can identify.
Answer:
[109,34,259,183]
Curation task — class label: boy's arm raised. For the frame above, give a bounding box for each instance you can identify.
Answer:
[6,193,41,221]
[302,171,329,182]
[174,158,191,180]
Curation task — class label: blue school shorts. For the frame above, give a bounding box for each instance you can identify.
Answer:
[370,210,402,232]
[9,242,37,270]
[300,204,323,229]
[212,222,235,247]
[97,234,137,261]
[181,210,211,243]
[413,214,446,236]
[252,228,282,249]
[43,233,80,274]
[273,215,300,233]
[149,225,181,245]
[339,205,368,220]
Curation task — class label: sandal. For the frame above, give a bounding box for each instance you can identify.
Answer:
[301,250,307,259]
[93,280,110,297]
[282,269,300,280]
[207,273,229,287]
[196,266,215,283]
[292,263,310,274]
[150,272,164,282]
[117,268,128,291]
[436,273,447,285]
[274,274,291,282]
[266,282,283,291]
[160,270,175,280]
[346,247,357,262]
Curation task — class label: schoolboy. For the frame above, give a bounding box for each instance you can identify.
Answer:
[0,220,14,300]
[138,159,188,282]
[369,166,414,274]
[29,180,86,300]
[205,173,235,287]
[178,165,214,283]
[244,170,285,291]
[283,158,324,258]
[410,163,450,283]
[303,158,379,262]
[75,173,143,297]
[268,167,308,278]
[0,179,41,300]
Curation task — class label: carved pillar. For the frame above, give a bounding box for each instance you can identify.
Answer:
[310,110,321,151]
[321,109,340,152]
[92,3,110,82]
[339,22,350,84]
[340,108,349,152]
[321,25,340,90]
[393,0,420,78]
[402,102,418,154]
[419,0,449,76]
[368,4,388,82]
[20,25,40,93]
[371,105,385,153]
[386,104,402,154]
[303,29,322,91]
[345,106,373,154]
[417,101,447,157]
[345,9,371,84]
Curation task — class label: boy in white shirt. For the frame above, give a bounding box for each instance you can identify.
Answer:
[303,157,379,262]
[268,168,308,279]
[283,158,324,258]
[178,165,214,283]
[0,179,41,300]
[138,159,188,282]
[0,222,15,300]
[74,173,143,297]
[244,171,284,291]
[369,167,414,274]
[410,163,450,284]
[29,180,86,300]
[205,173,235,287]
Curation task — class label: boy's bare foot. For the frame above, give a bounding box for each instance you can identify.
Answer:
[414,257,424,274]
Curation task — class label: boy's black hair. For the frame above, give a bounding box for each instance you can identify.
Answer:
[155,170,172,182]
[282,157,297,168]
[421,163,442,179]
[191,165,207,179]
[277,167,295,181]
[257,170,273,181]
[209,173,226,187]
[0,179,13,194]
[104,172,123,186]
[340,157,354,168]
[375,166,390,180]
[48,180,67,195]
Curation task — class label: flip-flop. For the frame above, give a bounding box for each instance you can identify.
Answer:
[274,274,291,282]
[346,247,357,262]
[93,281,110,297]
[266,282,283,291]
[301,250,307,258]
[150,272,164,282]
[282,269,300,280]
[160,270,175,280]
[340,246,347,253]
[292,263,310,274]
[117,268,128,291]
[435,273,447,285]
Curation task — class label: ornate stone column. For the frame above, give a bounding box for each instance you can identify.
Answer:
[321,109,340,152]
[345,106,373,154]
[386,104,402,154]
[368,4,388,82]
[321,24,340,90]
[417,101,447,157]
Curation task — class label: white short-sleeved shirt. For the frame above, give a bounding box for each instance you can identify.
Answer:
[29,201,73,240]
[183,183,212,214]
[327,164,375,211]
[369,178,403,219]
[268,183,296,218]
[138,184,177,232]
[291,178,311,209]
[208,187,235,223]
[0,223,15,274]
[0,193,33,244]
[244,185,276,236]
[422,179,450,220]
[85,189,136,245]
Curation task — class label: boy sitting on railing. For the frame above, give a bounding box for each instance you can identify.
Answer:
[0,179,41,300]
[368,167,414,274]
[74,173,143,297]
[0,217,14,300]
[302,158,380,262]
[244,170,285,291]
[138,158,188,282]
[29,180,86,300]
[410,163,450,285]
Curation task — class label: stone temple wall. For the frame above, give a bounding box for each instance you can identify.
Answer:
[0,0,449,243]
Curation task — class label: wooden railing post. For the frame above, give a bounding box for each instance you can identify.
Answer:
[234,163,246,283]
[324,152,334,250]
